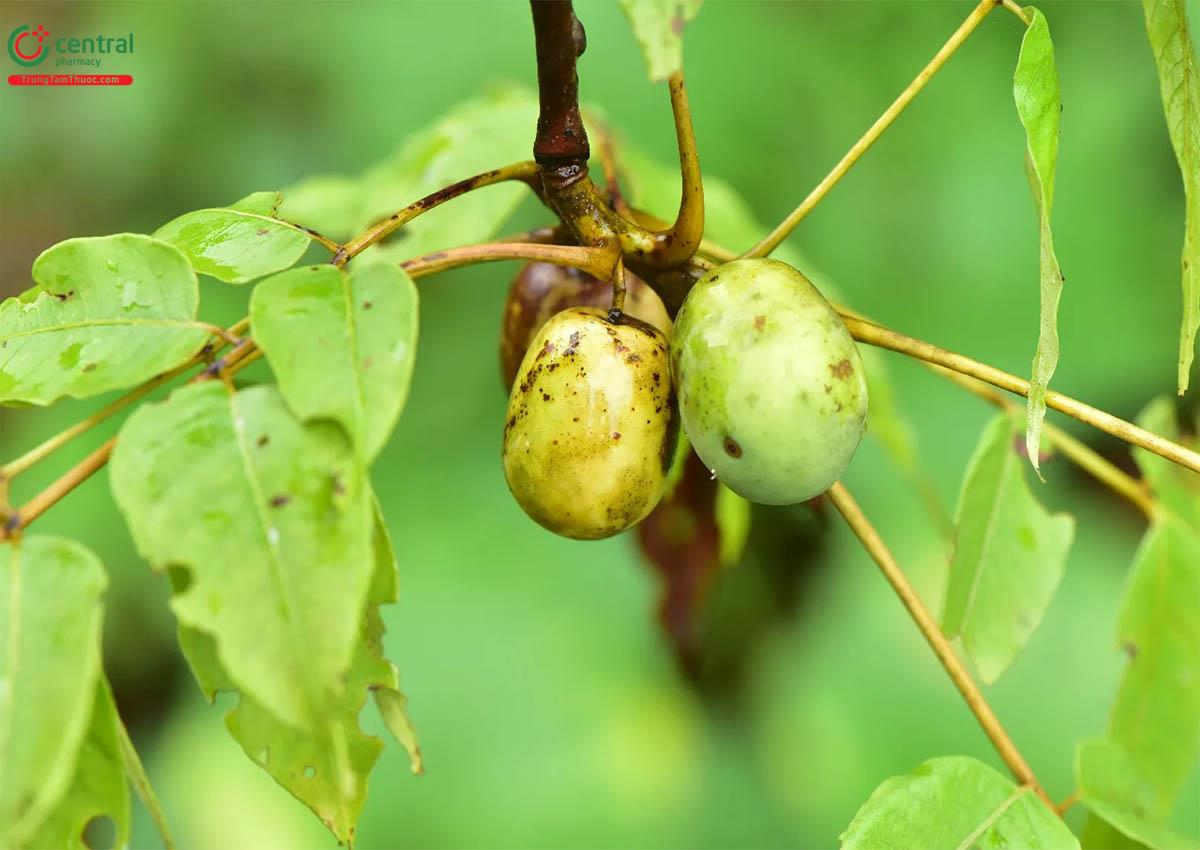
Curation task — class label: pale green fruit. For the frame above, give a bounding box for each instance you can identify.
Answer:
[671,258,868,504]
[503,307,679,540]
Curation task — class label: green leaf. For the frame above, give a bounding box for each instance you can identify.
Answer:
[154,203,313,285]
[1013,7,1066,476]
[109,382,373,729]
[0,234,209,405]
[840,756,1078,850]
[281,86,538,262]
[1098,517,1200,820]
[715,484,750,568]
[0,536,108,847]
[23,678,131,850]
[1142,0,1200,393]
[251,263,419,462]
[1077,739,1198,850]
[1133,398,1199,528]
[231,191,283,216]
[175,505,419,844]
[942,414,1075,683]
[618,0,703,82]
[276,177,363,242]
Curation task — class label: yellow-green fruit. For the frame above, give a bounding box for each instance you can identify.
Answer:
[671,258,868,505]
[503,307,679,540]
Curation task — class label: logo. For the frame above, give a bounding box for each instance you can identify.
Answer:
[8,25,50,67]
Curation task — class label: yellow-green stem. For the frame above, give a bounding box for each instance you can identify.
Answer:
[335,161,541,266]
[842,314,1200,475]
[1,318,250,482]
[931,365,1157,518]
[827,481,1053,809]
[744,0,997,258]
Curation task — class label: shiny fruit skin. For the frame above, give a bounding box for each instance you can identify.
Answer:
[670,258,868,505]
[499,263,671,390]
[503,307,679,540]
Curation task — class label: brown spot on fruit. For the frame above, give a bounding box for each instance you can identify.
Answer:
[723,437,743,458]
[754,315,766,331]
[830,359,853,380]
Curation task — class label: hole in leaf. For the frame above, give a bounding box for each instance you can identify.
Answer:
[258,747,270,765]
[83,815,116,850]
[167,564,193,594]
[303,765,316,779]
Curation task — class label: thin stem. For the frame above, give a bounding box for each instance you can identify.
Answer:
[826,481,1053,808]
[590,118,631,215]
[115,713,176,850]
[402,241,618,281]
[1,318,249,481]
[335,161,540,266]
[931,365,1157,517]
[1,341,262,540]
[4,437,115,536]
[841,314,1200,475]
[3,365,182,480]
[744,0,997,258]
[1002,0,1032,26]
[1055,790,1079,816]
[632,72,705,267]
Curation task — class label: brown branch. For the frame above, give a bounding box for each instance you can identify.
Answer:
[827,481,1054,809]
[530,0,590,169]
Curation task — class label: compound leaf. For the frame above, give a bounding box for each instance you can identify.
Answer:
[619,0,703,82]
[154,200,314,285]
[251,263,419,462]
[1077,738,1198,850]
[23,678,131,850]
[1013,7,1065,476]
[109,382,374,730]
[1141,0,1200,393]
[840,756,1078,850]
[942,414,1074,683]
[175,507,418,844]
[0,536,108,847]
[0,234,209,405]
[1097,517,1200,820]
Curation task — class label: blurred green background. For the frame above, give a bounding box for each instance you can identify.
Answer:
[2,1,1198,847]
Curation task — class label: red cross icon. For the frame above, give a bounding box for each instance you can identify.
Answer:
[32,25,49,41]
